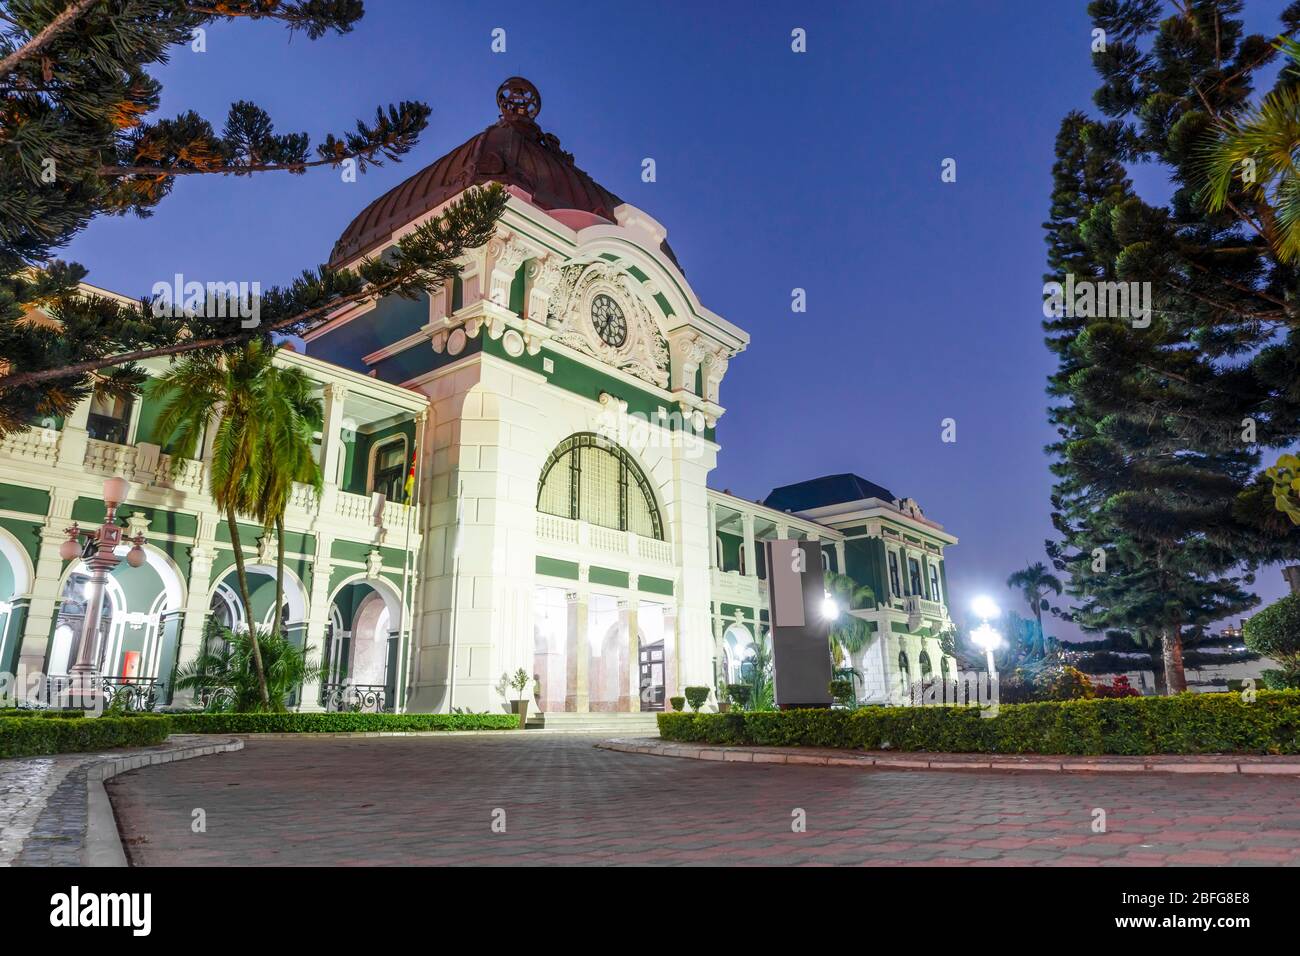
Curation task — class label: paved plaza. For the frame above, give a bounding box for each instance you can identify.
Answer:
[105,735,1300,866]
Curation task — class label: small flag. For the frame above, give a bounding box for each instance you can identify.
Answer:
[402,450,416,505]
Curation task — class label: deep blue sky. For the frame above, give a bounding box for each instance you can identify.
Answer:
[63,0,1293,634]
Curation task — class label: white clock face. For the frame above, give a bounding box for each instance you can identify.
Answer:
[591,294,628,348]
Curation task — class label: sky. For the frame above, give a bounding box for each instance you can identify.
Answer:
[61,0,1295,637]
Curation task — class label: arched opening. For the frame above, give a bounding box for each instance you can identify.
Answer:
[322,575,404,712]
[0,527,34,678]
[536,432,664,540]
[898,650,911,700]
[722,623,754,684]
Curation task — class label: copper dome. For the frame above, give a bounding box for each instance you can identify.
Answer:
[330,78,680,270]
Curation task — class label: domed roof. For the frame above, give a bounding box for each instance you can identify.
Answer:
[330,78,680,270]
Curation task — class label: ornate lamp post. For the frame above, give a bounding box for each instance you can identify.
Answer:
[59,476,146,707]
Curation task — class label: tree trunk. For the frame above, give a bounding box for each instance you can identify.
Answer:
[1161,621,1187,695]
[1032,602,1045,659]
[227,504,271,708]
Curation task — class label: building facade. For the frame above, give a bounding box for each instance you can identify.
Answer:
[0,79,956,713]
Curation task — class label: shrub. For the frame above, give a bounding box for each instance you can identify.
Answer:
[828,679,854,706]
[1043,666,1095,701]
[0,715,171,759]
[166,712,518,734]
[669,696,685,712]
[1093,675,1141,698]
[1245,595,1300,685]
[726,684,752,709]
[683,686,710,712]
[656,691,1300,756]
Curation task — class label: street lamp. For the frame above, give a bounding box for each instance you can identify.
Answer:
[970,595,1003,677]
[60,477,146,707]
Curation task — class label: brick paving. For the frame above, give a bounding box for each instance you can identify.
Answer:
[1,736,242,866]
[105,734,1300,866]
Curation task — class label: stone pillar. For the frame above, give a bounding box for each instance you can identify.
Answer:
[707,500,717,568]
[168,514,218,707]
[319,383,348,506]
[565,589,589,712]
[54,394,92,469]
[297,534,334,713]
[834,540,847,578]
[741,513,756,578]
[663,605,680,704]
[621,594,639,712]
[17,491,77,678]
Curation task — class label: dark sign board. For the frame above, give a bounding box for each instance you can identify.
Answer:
[763,539,833,709]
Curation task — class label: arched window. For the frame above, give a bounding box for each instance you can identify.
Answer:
[537,433,664,540]
[919,650,932,678]
[940,654,951,682]
[898,650,910,697]
[370,436,408,502]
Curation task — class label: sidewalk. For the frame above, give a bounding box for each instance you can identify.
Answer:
[596,738,1300,775]
[0,735,242,866]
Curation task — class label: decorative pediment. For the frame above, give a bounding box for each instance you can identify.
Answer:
[546,261,669,388]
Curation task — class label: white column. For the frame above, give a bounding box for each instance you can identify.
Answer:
[319,383,348,513]
[17,491,77,678]
[621,591,639,712]
[297,533,334,713]
[741,513,756,578]
[707,500,718,569]
[169,514,218,707]
[54,395,93,469]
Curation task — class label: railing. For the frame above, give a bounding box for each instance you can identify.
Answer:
[321,682,389,713]
[534,513,672,565]
[0,426,58,463]
[83,438,134,476]
[34,675,163,712]
[335,489,417,530]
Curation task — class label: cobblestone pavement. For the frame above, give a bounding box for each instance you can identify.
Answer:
[107,735,1300,866]
[2,737,241,866]
[0,756,90,866]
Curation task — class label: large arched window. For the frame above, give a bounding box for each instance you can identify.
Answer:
[537,433,664,540]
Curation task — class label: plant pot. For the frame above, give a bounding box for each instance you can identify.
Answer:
[718,701,731,713]
[514,698,529,728]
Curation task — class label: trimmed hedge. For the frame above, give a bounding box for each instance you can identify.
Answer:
[0,715,171,759]
[657,691,1300,756]
[165,712,520,734]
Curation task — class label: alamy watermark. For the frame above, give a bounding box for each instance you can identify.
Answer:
[1042,274,1152,328]
[151,273,261,329]
[908,669,1000,717]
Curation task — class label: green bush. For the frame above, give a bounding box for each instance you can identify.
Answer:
[726,684,752,709]
[656,691,1300,755]
[683,686,710,712]
[0,708,86,718]
[166,712,519,734]
[1245,595,1300,686]
[828,679,854,706]
[669,696,685,712]
[0,715,171,759]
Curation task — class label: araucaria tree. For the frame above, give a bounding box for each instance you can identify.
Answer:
[0,1,504,434]
[1041,1,1300,692]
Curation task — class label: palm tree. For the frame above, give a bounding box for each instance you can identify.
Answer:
[1199,37,1300,263]
[174,623,321,712]
[1005,562,1063,659]
[251,361,323,641]
[149,341,282,707]
[822,571,877,667]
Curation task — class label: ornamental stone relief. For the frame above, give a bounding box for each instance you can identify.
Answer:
[545,261,670,388]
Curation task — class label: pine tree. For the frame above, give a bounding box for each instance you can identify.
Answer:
[1065,626,1259,693]
[0,2,505,434]
[1041,2,1294,692]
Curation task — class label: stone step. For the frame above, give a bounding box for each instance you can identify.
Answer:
[526,712,662,734]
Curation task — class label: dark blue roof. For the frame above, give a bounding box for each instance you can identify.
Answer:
[763,473,896,513]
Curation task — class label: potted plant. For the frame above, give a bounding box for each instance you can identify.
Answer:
[828,678,855,708]
[716,682,731,713]
[669,696,685,712]
[508,668,531,728]
[684,686,710,712]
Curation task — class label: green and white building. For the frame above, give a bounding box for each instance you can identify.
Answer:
[0,79,957,714]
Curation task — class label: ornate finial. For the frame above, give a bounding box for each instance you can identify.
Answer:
[497,77,541,121]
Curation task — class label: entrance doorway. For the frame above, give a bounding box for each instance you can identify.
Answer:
[639,638,665,711]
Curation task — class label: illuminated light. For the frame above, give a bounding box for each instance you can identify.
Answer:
[971,595,1000,621]
[821,595,840,621]
[59,536,81,561]
[971,623,1004,652]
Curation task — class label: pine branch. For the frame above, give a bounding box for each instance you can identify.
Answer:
[0,0,100,79]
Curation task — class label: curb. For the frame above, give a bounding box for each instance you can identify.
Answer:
[84,735,243,866]
[594,738,1300,776]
